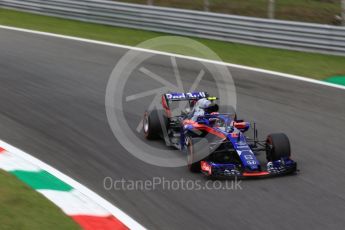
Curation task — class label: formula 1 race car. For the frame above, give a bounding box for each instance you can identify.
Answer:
[143,91,297,178]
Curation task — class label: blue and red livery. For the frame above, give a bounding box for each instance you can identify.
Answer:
[143,92,297,179]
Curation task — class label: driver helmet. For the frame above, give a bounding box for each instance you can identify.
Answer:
[196,98,212,109]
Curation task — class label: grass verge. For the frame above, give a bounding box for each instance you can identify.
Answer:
[0,170,80,230]
[0,8,344,80]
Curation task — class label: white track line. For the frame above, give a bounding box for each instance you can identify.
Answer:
[0,140,146,230]
[0,25,344,91]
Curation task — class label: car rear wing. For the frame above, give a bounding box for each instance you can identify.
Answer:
[165,92,217,101]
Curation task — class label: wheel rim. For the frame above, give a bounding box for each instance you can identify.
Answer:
[143,115,149,133]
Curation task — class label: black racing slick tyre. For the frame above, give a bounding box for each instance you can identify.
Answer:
[187,137,209,173]
[143,109,166,140]
[266,133,291,161]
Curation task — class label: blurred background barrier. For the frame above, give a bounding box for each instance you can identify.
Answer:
[118,0,345,25]
[1,0,344,56]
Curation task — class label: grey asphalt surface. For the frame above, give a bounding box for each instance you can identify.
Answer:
[1,28,345,230]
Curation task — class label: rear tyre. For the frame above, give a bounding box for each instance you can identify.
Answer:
[143,109,165,140]
[187,137,209,172]
[266,133,291,161]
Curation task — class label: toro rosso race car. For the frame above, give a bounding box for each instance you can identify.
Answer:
[143,92,297,179]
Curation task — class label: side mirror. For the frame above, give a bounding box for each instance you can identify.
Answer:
[234,122,250,132]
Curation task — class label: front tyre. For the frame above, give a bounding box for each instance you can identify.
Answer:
[266,133,291,161]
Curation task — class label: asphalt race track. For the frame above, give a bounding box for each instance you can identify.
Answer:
[1,28,345,230]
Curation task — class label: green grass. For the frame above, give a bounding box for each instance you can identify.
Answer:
[0,8,344,80]
[115,0,342,24]
[0,170,80,230]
